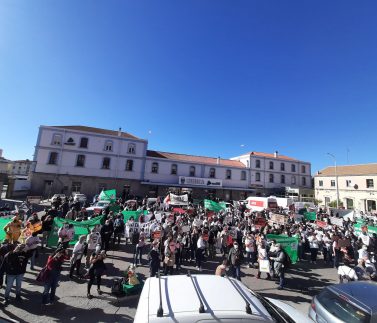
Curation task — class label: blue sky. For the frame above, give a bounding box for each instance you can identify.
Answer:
[1,1,376,174]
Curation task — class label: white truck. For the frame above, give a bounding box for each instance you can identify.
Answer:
[245,196,278,212]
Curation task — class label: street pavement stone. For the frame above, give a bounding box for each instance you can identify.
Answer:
[0,241,338,323]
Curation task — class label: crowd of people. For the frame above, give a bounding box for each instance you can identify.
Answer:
[0,194,376,309]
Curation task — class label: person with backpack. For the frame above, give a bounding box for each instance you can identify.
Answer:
[270,244,287,290]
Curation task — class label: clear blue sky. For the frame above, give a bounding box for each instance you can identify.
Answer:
[1,1,376,174]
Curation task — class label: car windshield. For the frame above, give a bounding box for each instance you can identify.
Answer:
[317,289,371,323]
[252,291,295,323]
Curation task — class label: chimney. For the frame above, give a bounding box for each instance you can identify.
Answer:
[118,127,122,137]
[217,157,220,165]
[274,151,278,158]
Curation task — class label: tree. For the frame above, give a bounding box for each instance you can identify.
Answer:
[328,200,343,208]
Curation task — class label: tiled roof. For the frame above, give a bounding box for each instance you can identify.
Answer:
[316,163,377,176]
[248,151,298,161]
[147,150,246,168]
[50,126,141,140]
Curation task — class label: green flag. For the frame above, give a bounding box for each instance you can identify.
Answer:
[266,234,299,264]
[354,223,377,236]
[204,199,226,212]
[304,212,316,221]
[99,189,117,203]
[121,210,148,223]
[109,204,121,214]
[0,218,11,242]
[47,216,104,248]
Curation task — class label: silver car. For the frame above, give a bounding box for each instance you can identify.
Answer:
[309,281,377,322]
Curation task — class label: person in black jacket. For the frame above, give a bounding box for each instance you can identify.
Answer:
[1,244,32,306]
[227,241,243,281]
[148,240,160,277]
[100,220,113,251]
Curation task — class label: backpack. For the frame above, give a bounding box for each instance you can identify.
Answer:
[111,278,125,296]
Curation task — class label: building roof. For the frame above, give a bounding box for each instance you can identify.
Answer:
[147,150,246,168]
[248,151,298,161]
[316,163,377,177]
[50,126,141,140]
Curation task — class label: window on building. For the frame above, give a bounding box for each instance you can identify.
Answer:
[171,164,177,175]
[256,160,261,168]
[104,141,113,151]
[102,157,111,169]
[209,168,216,178]
[291,176,296,185]
[281,174,285,184]
[302,177,306,186]
[319,180,323,187]
[80,137,88,148]
[125,160,133,171]
[128,143,136,154]
[269,161,274,170]
[226,169,231,180]
[48,152,58,165]
[76,154,85,167]
[72,182,81,193]
[281,163,285,171]
[256,172,261,182]
[301,165,306,173]
[366,179,374,188]
[241,171,246,180]
[291,164,296,172]
[331,180,336,187]
[189,166,195,177]
[52,134,62,146]
[151,162,158,173]
[346,180,352,187]
[269,174,274,183]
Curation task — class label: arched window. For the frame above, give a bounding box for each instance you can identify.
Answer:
[102,157,111,169]
[189,166,196,177]
[256,160,261,168]
[291,176,296,185]
[52,134,62,146]
[226,169,231,180]
[209,168,216,178]
[128,143,136,154]
[291,164,296,172]
[125,160,133,171]
[281,174,285,184]
[171,164,177,175]
[255,172,261,182]
[281,163,285,171]
[269,161,274,170]
[104,140,113,151]
[80,137,88,148]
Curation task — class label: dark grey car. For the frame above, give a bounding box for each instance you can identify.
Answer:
[309,281,377,323]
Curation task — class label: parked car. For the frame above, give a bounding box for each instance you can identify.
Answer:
[73,193,87,203]
[49,194,66,203]
[309,281,377,323]
[134,274,308,323]
[85,200,110,215]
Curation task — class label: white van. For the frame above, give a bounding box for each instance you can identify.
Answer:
[246,196,278,212]
[134,274,307,323]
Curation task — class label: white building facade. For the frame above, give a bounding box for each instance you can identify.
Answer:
[315,164,377,212]
[30,125,312,201]
[231,151,313,200]
[8,160,33,177]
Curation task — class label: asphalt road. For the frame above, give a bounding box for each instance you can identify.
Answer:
[0,240,338,323]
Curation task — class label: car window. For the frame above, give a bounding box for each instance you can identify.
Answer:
[317,289,370,323]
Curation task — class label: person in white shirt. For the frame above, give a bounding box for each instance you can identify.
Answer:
[196,234,206,271]
[70,235,87,278]
[86,229,102,267]
[358,245,369,261]
[308,233,320,264]
[244,233,256,268]
[257,242,271,280]
[338,264,358,283]
[58,223,75,249]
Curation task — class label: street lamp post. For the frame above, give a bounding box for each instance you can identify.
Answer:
[327,153,339,209]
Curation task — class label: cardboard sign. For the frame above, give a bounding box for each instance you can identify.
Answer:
[270,214,287,225]
[316,220,327,229]
[330,217,343,227]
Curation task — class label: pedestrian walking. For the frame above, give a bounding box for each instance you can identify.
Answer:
[87,250,107,299]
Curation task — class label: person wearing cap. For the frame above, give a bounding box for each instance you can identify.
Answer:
[270,244,286,290]
[1,244,32,306]
[148,240,160,277]
[227,241,243,281]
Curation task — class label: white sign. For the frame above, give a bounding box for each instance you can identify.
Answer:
[170,193,189,206]
[330,217,343,227]
[179,176,222,187]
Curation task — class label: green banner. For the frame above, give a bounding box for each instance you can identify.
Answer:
[121,210,148,223]
[109,204,121,214]
[304,212,316,221]
[354,223,377,236]
[99,189,117,203]
[0,218,11,242]
[266,234,299,264]
[298,208,307,215]
[47,216,104,248]
[204,199,226,212]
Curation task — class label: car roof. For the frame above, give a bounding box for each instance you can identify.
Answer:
[139,275,273,322]
[328,281,377,312]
